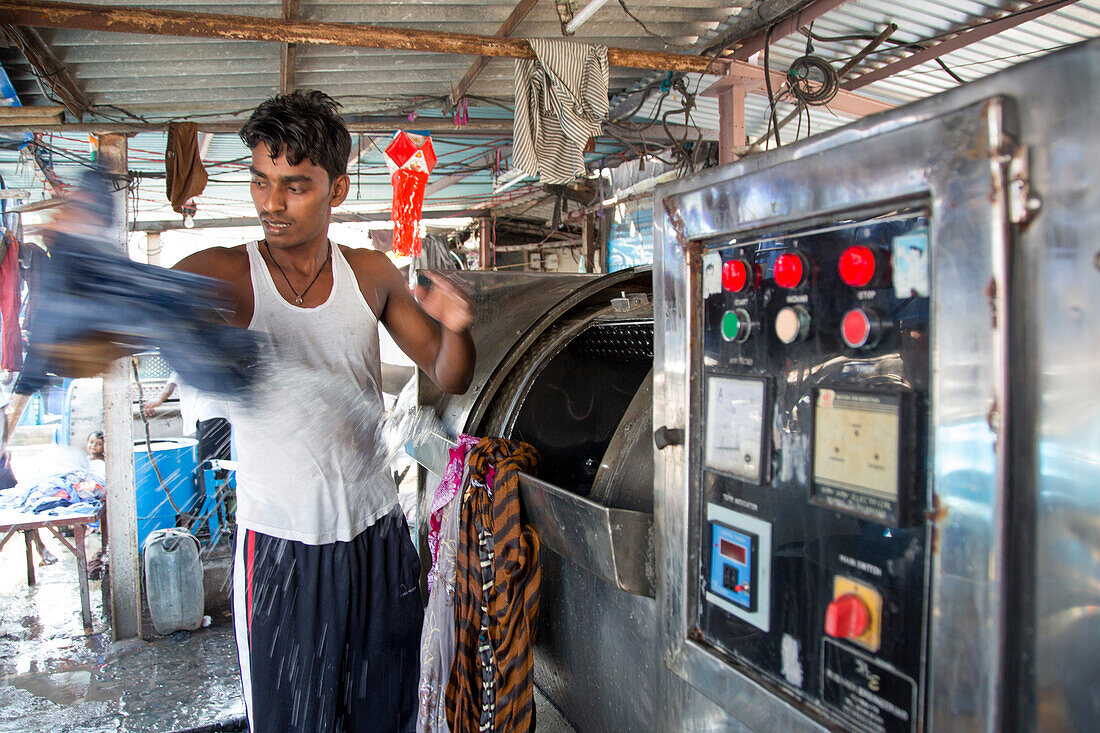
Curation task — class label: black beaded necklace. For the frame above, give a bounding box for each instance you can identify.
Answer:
[263,240,331,306]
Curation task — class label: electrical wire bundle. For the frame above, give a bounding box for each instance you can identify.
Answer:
[786,54,840,107]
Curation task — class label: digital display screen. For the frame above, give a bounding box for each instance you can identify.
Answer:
[812,389,902,523]
[720,539,746,564]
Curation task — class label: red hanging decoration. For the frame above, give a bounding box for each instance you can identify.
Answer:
[384,131,436,257]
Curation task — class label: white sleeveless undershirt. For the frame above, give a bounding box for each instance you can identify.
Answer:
[231,241,398,544]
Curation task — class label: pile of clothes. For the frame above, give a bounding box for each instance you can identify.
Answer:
[418,436,542,733]
[0,468,105,517]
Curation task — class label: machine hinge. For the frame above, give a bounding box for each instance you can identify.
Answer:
[1007,144,1041,227]
[612,291,649,312]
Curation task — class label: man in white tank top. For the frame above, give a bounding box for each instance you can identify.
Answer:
[173,91,475,733]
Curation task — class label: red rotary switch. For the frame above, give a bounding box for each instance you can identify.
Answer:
[824,593,871,639]
[838,245,878,288]
[773,253,806,289]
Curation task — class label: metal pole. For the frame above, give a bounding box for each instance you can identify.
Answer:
[583,212,600,273]
[99,132,141,640]
[717,79,745,165]
[144,231,161,266]
[479,218,492,271]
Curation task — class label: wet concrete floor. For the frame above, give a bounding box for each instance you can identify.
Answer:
[0,513,572,732]
[0,529,244,732]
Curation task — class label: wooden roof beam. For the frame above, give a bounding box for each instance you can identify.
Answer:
[449,0,539,107]
[841,0,1079,91]
[279,0,299,94]
[703,59,894,119]
[0,117,721,146]
[0,22,89,118]
[722,0,853,61]
[347,130,400,167]
[0,0,721,75]
[10,118,517,135]
[133,207,475,233]
[426,145,511,196]
[703,0,812,57]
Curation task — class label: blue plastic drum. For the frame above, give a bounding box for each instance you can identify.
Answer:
[134,438,199,550]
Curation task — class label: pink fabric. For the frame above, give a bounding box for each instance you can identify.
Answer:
[0,235,22,371]
[426,433,479,591]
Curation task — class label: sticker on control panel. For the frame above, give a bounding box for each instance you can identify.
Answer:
[890,229,929,298]
[702,251,723,297]
[821,639,917,733]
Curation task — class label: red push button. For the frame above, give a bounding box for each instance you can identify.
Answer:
[838,245,877,288]
[722,259,751,293]
[773,253,806,289]
[841,307,881,349]
[825,593,871,639]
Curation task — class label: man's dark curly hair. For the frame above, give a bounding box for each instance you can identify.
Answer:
[239,90,351,183]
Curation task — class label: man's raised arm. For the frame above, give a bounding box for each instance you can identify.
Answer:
[366,253,475,395]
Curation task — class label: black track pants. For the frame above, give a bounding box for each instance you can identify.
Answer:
[233,510,423,732]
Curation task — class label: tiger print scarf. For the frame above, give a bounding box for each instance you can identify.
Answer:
[445,437,541,733]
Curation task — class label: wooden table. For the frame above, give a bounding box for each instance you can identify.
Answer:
[0,509,99,630]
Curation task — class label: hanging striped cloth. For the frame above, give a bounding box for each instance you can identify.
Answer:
[513,38,609,184]
[446,437,541,733]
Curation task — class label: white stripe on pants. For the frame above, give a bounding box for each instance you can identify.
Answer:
[233,529,254,731]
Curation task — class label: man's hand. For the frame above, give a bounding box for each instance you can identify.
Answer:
[413,273,473,333]
[141,400,160,417]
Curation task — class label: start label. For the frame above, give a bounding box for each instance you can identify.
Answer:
[821,639,916,733]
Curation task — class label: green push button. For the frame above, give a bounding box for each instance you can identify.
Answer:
[721,309,751,343]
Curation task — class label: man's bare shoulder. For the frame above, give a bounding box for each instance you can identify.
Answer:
[173,244,250,281]
[340,245,404,315]
[340,245,402,282]
[173,244,254,326]
[340,244,392,268]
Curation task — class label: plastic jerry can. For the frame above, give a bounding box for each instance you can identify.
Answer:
[143,528,204,635]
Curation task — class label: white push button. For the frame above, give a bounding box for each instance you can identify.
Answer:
[775,306,810,344]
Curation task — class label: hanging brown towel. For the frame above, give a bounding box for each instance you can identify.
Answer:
[166,121,208,213]
[446,437,541,733]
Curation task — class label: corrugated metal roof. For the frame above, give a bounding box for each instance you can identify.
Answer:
[628,0,1100,146]
[0,0,1097,227]
[0,0,743,224]
[0,0,744,115]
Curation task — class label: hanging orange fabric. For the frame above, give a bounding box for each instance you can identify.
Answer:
[446,437,540,733]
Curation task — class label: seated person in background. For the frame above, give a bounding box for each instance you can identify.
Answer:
[85,429,106,578]
[85,430,104,478]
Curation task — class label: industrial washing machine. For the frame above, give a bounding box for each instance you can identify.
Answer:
[414,39,1100,732]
